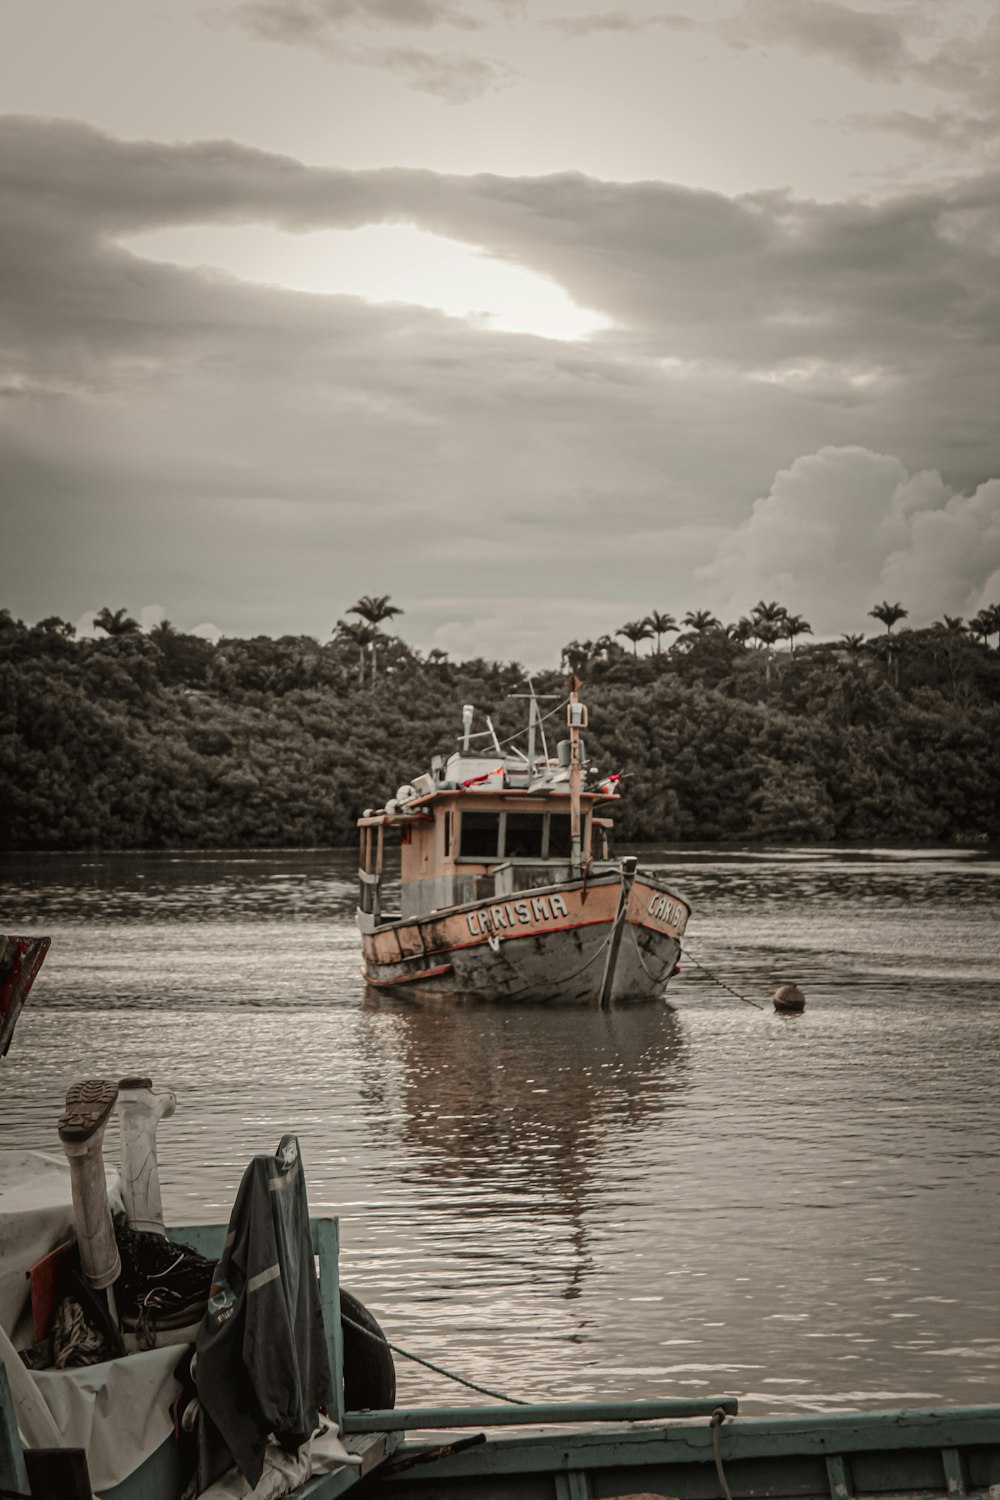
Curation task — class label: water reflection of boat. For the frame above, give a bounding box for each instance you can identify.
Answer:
[360,1000,690,1179]
[357,1001,690,1302]
[357,685,690,1004]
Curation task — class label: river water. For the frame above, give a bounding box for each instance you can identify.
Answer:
[2,846,998,1415]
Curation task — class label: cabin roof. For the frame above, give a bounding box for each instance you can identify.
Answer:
[357,786,618,828]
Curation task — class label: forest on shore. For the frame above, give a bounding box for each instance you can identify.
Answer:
[2,598,999,851]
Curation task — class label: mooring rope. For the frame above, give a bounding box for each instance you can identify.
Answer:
[341,1311,528,1405]
[710,1406,735,1500]
[680,946,765,1010]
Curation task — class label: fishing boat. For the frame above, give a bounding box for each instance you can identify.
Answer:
[357,683,690,1004]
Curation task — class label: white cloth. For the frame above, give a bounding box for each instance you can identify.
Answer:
[196,1426,361,1499]
[30,1344,186,1493]
[0,1148,124,1346]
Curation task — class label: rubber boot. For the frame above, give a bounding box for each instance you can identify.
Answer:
[117,1074,176,1236]
[58,1079,121,1290]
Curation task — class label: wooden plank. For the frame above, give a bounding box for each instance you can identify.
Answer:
[555,1472,593,1500]
[300,1432,402,1498]
[369,1407,1000,1486]
[317,1219,344,1430]
[942,1446,968,1497]
[826,1453,853,1500]
[343,1399,739,1433]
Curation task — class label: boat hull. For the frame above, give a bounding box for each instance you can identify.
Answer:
[359,869,688,1004]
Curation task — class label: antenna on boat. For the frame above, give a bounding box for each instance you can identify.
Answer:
[513,678,558,773]
[567,675,587,874]
[461,704,474,752]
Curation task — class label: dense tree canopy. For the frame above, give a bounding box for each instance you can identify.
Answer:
[1,603,998,850]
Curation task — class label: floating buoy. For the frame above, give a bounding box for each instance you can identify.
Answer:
[773,983,806,1013]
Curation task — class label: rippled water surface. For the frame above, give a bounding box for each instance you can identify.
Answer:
[2,846,998,1414]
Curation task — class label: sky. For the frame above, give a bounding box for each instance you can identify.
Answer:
[2,0,999,665]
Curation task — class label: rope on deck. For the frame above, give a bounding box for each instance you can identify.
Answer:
[341,1312,528,1405]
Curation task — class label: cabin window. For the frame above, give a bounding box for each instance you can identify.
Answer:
[547,813,573,858]
[504,812,544,859]
[460,811,500,858]
[443,812,452,858]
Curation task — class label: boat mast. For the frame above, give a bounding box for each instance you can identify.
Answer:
[567,677,587,874]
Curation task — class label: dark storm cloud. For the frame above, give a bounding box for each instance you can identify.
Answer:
[2,116,998,647]
[214,0,517,99]
[4,116,997,382]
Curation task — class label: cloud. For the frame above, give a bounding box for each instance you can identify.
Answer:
[716,0,1000,163]
[842,106,1000,158]
[543,10,696,38]
[697,447,1000,632]
[223,0,487,36]
[139,604,166,631]
[213,0,518,100]
[1,118,997,657]
[720,0,913,79]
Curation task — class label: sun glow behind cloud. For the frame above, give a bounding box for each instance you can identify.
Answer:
[119,224,612,341]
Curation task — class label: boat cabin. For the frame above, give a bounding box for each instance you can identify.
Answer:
[358,739,616,930]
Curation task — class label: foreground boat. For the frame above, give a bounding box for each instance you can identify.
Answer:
[3,1199,999,1499]
[2,1039,999,1499]
[357,683,690,1004]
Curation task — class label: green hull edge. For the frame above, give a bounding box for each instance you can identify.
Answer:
[3,1218,999,1499]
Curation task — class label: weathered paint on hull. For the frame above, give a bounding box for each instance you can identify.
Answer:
[360,872,687,1005]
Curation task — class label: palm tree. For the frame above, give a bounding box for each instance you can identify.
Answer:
[94,606,140,637]
[937,614,966,633]
[617,619,654,657]
[868,600,908,633]
[561,639,592,676]
[349,594,403,630]
[751,599,787,631]
[989,603,1000,648]
[968,610,990,645]
[681,609,720,633]
[840,633,866,653]
[970,607,1000,647]
[782,613,812,653]
[345,595,403,683]
[333,618,377,687]
[644,610,678,653]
